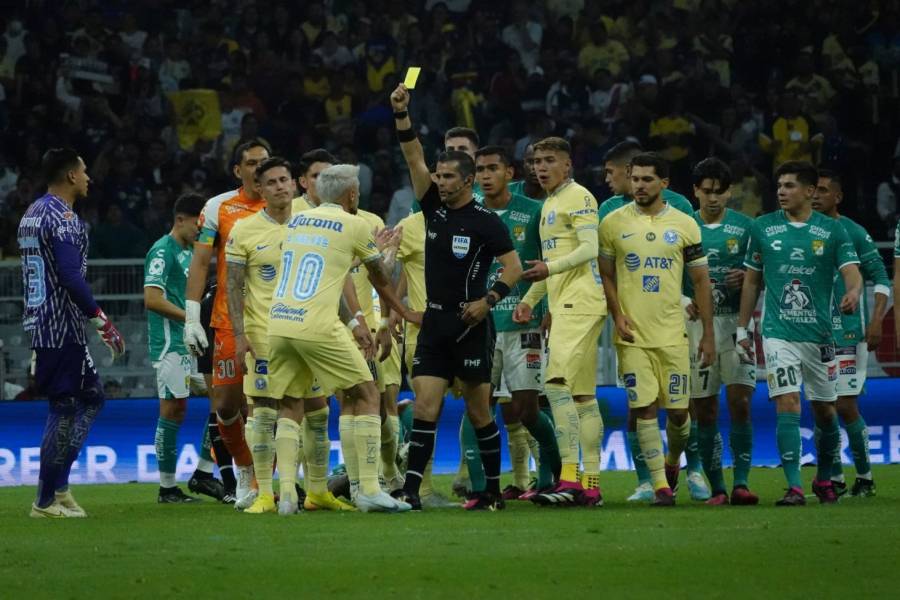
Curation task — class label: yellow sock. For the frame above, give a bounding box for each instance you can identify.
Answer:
[421,454,434,497]
[296,428,306,487]
[380,416,399,479]
[527,431,540,472]
[250,407,276,496]
[506,422,530,489]
[355,415,381,495]
[303,406,330,495]
[576,401,603,488]
[545,383,580,481]
[666,415,692,467]
[637,417,667,491]
[339,414,358,485]
[275,418,300,501]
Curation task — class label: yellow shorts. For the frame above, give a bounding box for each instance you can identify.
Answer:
[616,344,690,410]
[403,322,421,379]
[381,340,402,388]
[546,314,605,396]
[268,324,372,400]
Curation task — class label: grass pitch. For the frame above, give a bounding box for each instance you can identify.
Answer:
[2,466,899,599]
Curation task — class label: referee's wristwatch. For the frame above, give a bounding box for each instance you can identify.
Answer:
[485,293,499,308]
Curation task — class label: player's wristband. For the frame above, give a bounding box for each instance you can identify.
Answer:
[185,300,201,325]
[393,110,408,119]
[379,318,390,330]
[354,310,364,319]
[348,318,361,330]
[489,280,511,300]
[397,127,416,143]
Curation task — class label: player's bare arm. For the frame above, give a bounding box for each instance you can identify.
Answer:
[339,275,374,360]
[688,263,716,368]
[736,268,763,364]
[225,260,254,373]
[364,257,420,326]
[144,286,186,323]
[391,84,431,198]
[513,279,546,323]
[598,254,635,343]
[462,249,523,326]
[838,263,862,315]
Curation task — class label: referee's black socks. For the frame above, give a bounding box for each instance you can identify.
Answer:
[476,421,502,496]
[404,419,437,495]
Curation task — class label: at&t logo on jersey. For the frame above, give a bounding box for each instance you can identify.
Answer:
[625,253,641,272]
[258,264,277,281]
[452,235,470,258]
[642,275,660,292]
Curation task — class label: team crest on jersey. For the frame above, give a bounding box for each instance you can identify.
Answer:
[812,239,824,256]
[513,225,525,241]
[547,210,556,225]
[727,238,740,254]
[452,235,470,258]
[663,230,678,244]
[148,258,165,276]
[62,211,76,221]
[255,377,267,390]
[623,373,637,387]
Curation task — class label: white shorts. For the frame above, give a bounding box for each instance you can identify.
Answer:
[154,352,204,400]
[687,314,757,398]
[762,338,837,402]
[835,343,868,397]
[490,329,544,393]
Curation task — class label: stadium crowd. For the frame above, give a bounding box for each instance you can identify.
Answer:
[1,0,900,259]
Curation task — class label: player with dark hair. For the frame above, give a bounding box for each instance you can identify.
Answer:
[444,127,480,157]
[19,148,125,517]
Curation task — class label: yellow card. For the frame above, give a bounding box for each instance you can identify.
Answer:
[404,67,421,89]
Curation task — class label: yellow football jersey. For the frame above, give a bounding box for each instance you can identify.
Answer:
[539,180,606,315]
[291,195,314,212]
[598,203,707,348]
[349,209,385,323]
[396,211,426,312]
[269,204,381,340]
[225,211,288,337]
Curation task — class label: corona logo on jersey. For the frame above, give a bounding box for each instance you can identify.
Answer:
[288,214,344,232]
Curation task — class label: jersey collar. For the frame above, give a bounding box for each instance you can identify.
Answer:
[548,178,574,198]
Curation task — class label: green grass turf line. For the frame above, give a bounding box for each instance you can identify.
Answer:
[1,466,899,599]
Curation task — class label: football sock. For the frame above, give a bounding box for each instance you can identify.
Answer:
[776,413,802,489]
[355,415,382,496]
[217,412,252,467]
[155,417,180,488]
[627,430,652,485]
[404,419,436,495]
[37,403,75,508]
[526,410,560,488]
[399,406,413,440]
[250,407,276,497]
[729,421,753,488]
[275,418,300,502]
[698,424,726,493]
[339,414,358,488]
[686,420,702,472]
[544,383,580,482]
[636,418,667,491]
[208,413,236,489]
[196,419,215,474]
[845,417,872,479]
[540,404,554,423]
[461,415,485,493]
[296,424,306,486]
[57,396,103,491]
[527,430,540,470]
[665,415,691,467]
[303,407,330,495]
[816,414,840,483]
[576,401,603,488]
[475,421,502,495]
[380,415,400,480]
[505,422,530,490]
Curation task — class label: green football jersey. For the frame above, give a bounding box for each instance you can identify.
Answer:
[482,192,544,331]
[598,188,693,222]
[144,234,192,360]
[895,221,900,257]
[830,216,891,346]
[684,208,753,315]
[744,210,859,344]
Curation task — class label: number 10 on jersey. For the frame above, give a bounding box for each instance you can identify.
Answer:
[274,250,325,301]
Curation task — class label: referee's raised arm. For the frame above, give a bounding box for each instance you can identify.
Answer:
[391,84,432,200]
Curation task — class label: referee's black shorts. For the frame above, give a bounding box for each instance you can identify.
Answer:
[411,306,496,384]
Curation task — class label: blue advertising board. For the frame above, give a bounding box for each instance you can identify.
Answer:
[1,381,898,486]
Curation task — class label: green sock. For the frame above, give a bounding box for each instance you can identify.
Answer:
[196,417,214,473]
[525,410,561,489]
[816,415,840,482]
[698,424,726,494]
[461,415,485,493]
[540,404,554,423]
[845,417,871,478]
[813,424,844,481]
[685,420,702,472]
[399,407,413,441]
[729,422,753,488]
[155,417,180,488]
[776,413,802,489]
[627,430,651,485]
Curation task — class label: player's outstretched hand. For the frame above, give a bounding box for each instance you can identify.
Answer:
[614,314,636,343]
[234,333,256,374]
[839,290,859,315]
[184,299,208,356]
[353,324,376,360]
[90,308,125,359]
[390,84,410,112]
[375,326,392,362]
[512,302,532,324]
[725,268,745,290]
[461,298,490,326]
[522,259,549,282]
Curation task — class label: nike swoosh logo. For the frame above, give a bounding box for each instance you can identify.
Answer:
[256,245,269,250]
[621,233,635,239]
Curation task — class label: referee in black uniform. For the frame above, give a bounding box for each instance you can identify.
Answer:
[390,83,523,511]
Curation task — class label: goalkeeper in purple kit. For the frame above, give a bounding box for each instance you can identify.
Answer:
[17,148,125,518]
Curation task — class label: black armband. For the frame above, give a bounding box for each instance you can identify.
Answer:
[393,110,409,119]
[489,280,511,300]
[684,243,705,263]
[397,127,416,143]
